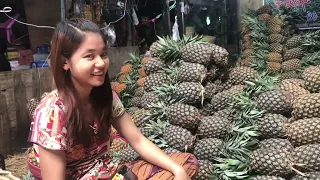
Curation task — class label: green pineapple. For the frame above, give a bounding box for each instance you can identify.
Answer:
[119,146,140,164]
[177,82,205,105]
[143,58,166,75]
[197,116,230,139]
[284,47,303,60]
[144,72,171,92]
[163,124,195,152]
[281,59,301,72]
[269,43,283,54]
[256,90,293,114]
[287,118,320,146]
[204,82,222,100]
[166,103,201,129]
[229,66,258,85]
[193,138,223,161]
[258,138,293,152]
[131,108,149,127]
[194,160,214,180]
[292,93,320,119]
[256,113,288,139]
[140,92,160,108]
[302,65,320,93]
[285,35,302,49]
[268,34,285,44]
[177,62,207,83]
[180,43,212,66]
[210,85,244,111]
[291,143,320,171]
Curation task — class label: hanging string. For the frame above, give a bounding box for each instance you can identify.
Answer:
[1,7,55,29]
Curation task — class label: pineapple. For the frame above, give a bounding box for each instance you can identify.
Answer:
[141,57,152,64]
[302,65,320,93]
[177,82,205,105]
[180,43,212,65]
[144,73,171,92]
[27,98,39,119]
[140,92,160,109]
[163,147,180,154]
[143,58,166,75]
[287,118,320,146]
[118,74,127,83]
[258,138,293,152]
[193,138,223,161]
[250,148,292,176]
[197,116,230,139]
[138,67,147,78]
[212,108,234,121]
[256,4,273,15]
[284,47,303,60]
[267,62,282,73]
[204,82,221,99]
[131,108,149,127]
[242,41,252,50]
[292,172,320,180]
[229,66,258,85]
[256,113,288,139]
[110,138,128,153]
[112,83,127,95]
[194,160,214,180]
[279,79,309,99]
[292,93,320,119]
[280,71,302,80]
[207,43,229,66]
[268,52,283,63]
[119,146,140,164]
[256,90,293,114]
[291,143,320,171]
[250,176,286,180]
[269,43,283,53]
[205,65,219,81]
[258,13,271,21]
[268,24,282,34]
[134,87,145,97]
[131,97,141,107]
[240,57,254,67]
[163,124,195,152]
[268,34,285,44]
[120,64,132,74]
[242,49,254,59]
[285,35,302,49]
[268,15,284,26]
[149,41,159,57]
[177,62,207,83]
[127,107,139,116]
[137,77,145,87]
[281,59,301,72]
[211,85,244,111]
[166,103,201,129]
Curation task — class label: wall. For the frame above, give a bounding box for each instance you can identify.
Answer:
[237,0,264,29]
[23,0,61,51]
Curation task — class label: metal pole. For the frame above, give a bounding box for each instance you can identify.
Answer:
[61,0,65,20]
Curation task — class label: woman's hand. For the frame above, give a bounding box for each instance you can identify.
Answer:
[172,165,191,180]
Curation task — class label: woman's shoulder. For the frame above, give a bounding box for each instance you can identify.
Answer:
[36,89,65,113]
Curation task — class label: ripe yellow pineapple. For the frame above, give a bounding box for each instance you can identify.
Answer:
[302,65,320,93]
[149,41,159,57]
[267,62,282,73]
[117,74,127,83]
[120,64,132,74]
[268,24,282,34]
[269,43,283,53]
[268,34,285,44]
[137,77,145,87]
[267,52,283,63]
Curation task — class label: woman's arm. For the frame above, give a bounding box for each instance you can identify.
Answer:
[112,113,187,176]
[39,146,66,180]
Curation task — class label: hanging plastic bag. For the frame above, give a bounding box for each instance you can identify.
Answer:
[172,16,180,41]
[101,23,116,46]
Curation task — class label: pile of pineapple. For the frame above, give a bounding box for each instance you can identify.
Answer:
[109,4,320,180]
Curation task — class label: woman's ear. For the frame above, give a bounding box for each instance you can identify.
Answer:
[63,58,70,71]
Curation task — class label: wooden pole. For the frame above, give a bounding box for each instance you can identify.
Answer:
[162,0,171,36]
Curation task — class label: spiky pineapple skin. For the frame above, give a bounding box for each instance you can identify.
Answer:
[131,108,149,127]
[281,59,301,72]
[257,113,288,139]
[258,138,293,152]
[193,138,222,161]
[287,118,320,146]
[292,93,320,119]
[268,34,284,44]
[144,73,171,92]
[180,44,212,65]
[194,160,214,180]
[256,90,293,114]
[167,103,201,129]
[285,35,302,49]
[229,66,258,85]
[292,172,320,180]
[177,82,205,105]
[302,65,320,93]
[279,79,309,99]
[177,62,207,83]
[291,143,320,171]
[143,58,166,75]
[149,41,159,57]
[269,43,283,53]
[284,47,303,60]
[250,176,286,180]
[140,92,160,109]
[250,148,292,176]
[163,124,194,152]
[119,146,140,164]
[197,116,229,139]
[163,147,181,154]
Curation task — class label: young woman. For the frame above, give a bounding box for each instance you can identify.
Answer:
[27,18,199,180]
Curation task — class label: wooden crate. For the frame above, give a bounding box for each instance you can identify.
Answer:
[0,68,53,156]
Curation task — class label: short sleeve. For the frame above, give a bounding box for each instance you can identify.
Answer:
[112,91,125,120]
[28,96,67,150]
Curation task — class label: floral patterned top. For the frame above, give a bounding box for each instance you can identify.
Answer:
[28,90,126,180]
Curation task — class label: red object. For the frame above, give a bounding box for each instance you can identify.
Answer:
[18,49,33,65]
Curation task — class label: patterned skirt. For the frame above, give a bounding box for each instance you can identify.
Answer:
[27,149,199,180]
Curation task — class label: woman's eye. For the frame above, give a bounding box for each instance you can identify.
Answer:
[101,52,108,58]
[84,54,93,59]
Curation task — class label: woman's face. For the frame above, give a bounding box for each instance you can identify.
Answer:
[64,32,109,92]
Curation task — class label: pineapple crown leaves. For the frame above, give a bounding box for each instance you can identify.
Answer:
[243,72,279,96]
[156,36,181,62]
[298,51,320,72]
[144,101,168,122]
[211,158,249,180]
[147,134,169,148]
[151,83,184,104]
[144,119,169,136]
[181,34,205,45]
